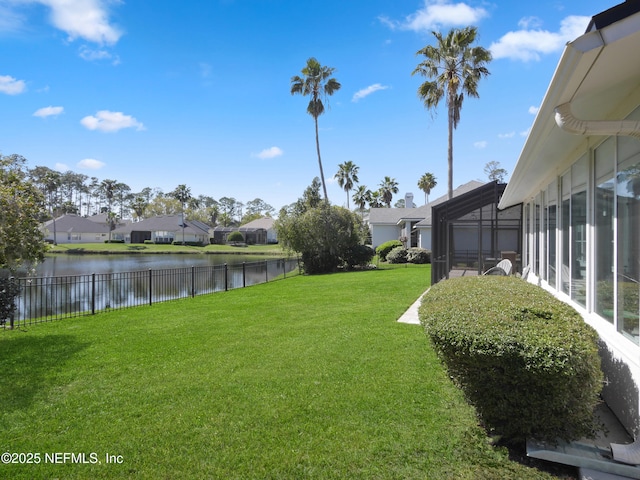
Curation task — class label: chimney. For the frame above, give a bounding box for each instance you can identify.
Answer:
[405,192,415,208]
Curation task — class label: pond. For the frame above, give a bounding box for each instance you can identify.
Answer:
[30,253,268,277]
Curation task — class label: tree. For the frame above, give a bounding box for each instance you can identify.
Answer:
[369,190,384,208]
[352,185,371,218]
[418,172,438,204]
[335,161,359,209]
[412,26,491,199]
[276,203,369,274]
[291,57,341,202]
[379,176,399,208]
[98,179,119,241]
[484,161,508,182]
[170,184,192,244]
[0,154,47,273]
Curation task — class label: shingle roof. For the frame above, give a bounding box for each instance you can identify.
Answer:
[112,215,211,235]
[369,181,485,226]
[241,217,275,230]
[42,215,112,234]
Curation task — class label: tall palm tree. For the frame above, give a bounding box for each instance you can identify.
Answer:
[99,179,118,241]
[379,176,399,208]
[417,172,437,205]
[170,184,192,245]
[368,190,384,209]
[352,185,371,218]
[412,26,491,199]
[291,57,341,202]
[335,161,359,209]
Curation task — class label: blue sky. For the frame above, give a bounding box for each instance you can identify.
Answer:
[0,0,616,211]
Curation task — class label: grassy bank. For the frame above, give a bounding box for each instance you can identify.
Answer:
[47,242,284,255]
[1,265,556,479]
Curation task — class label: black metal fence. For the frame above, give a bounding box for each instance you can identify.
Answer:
[4,257,300,328]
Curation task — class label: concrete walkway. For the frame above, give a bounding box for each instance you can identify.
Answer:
[397,289,429,325]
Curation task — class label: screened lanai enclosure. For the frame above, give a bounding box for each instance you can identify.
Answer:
[431,182,523,284]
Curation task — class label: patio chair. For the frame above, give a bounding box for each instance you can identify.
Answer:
[483,258,512,276]
[611,438,640,465]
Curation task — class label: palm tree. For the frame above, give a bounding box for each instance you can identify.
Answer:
[412,26,491,199]
[417,172,437,205]
[379,176,399,208]
[99,179,118,241]
[291,57,341,202]
[369,190,384,208]
[352,185,371,218]
[170,184,192,245]
[335,161,359,209]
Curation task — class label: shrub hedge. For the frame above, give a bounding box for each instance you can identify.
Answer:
[376,240,402,261]
[419,276,603,443]
[387,246,408,264]
[407,247,431,264]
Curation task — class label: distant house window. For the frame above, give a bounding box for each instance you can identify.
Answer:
[69,233,81,241]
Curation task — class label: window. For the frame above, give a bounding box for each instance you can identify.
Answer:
[571,155,588,307]
[561,171,571,295]
[617,135,640,344]
[546,180,558,288]
[594,138,615,322]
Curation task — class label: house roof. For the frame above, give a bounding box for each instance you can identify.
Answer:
[42,214,111,234]
[500,1,640,209]
[369,180,485,226]
[240,217,274,230]
[112,215,211,235]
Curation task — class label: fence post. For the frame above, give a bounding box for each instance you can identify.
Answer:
[191,266,195,297]
[91,273,96,315]
[265,260,269,283]
[224,263,228,291]
[242,262,246,288]
[283,258,286,279]
[149,269,153,306]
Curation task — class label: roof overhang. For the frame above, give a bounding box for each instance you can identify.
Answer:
[499,4,640,209]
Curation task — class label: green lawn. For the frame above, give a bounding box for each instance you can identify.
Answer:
[47,242,284,255]
[1,265,556,479]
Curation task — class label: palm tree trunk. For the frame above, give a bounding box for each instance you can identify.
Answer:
[314,117,329,202]
[447,104,454,200]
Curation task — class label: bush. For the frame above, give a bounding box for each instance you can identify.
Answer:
[387,246,408,264]
[407,248,431,264]
[104,239,124,243]
[342,244,375,270]
[227,231,244,243]
[0,277,21,326]
[376,240,402,261]
[419,276,603,443]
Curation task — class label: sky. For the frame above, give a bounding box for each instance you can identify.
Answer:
[0,0,618,213]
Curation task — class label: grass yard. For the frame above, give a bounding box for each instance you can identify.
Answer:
[1,265,558,479]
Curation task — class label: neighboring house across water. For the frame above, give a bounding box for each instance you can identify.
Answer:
[112,215,211,245]
[41,214,124,244]
[369,180,484,250]
[211,217,277,245]
[498,0,640,436]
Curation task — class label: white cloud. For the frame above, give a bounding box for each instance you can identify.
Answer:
[77,158,105,170]
[0,75,26,95]
[528,105,540,115]
[352,84,389,102]
[490,15,590,62]
[474,140,487,149]
[33,105,64,118]
[254,146,283,160]
[79,45,120,64]
[381,0,488,32]
[54,162,68,171]
[80,110,145,132]
[38,0,122,45]
[498,132,515,139]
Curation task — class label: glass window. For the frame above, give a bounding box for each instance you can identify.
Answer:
[595,138,615,322]
[534,194,541,277]
[616,135,640,344]
[561,171,571,295]
[571,155,588,307]
[546,180,558,288]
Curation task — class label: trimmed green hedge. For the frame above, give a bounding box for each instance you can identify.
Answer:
[419,276,603,442]
[376,240,402,261]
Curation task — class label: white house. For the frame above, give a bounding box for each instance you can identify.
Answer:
[112,215,211,244]
[499,0,640,437]
[369,181,484,249]
[41,214,112,244]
